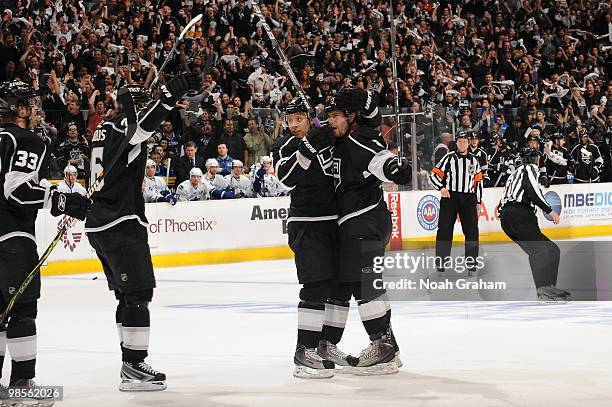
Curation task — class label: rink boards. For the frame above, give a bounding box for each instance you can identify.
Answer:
[36,183,612,275]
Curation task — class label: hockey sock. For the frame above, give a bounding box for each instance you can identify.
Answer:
[320,300,349,344]
[383,293,392,325]
[7,317,36,384]
[115,297,125,346]
[357,294,389,338]
[297,301,325,348]
[121,302,150,363]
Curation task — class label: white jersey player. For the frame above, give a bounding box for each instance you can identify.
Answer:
[251,156,287,197]
[176,167,212,201]
[224,160,252,198]
[57,165,87,196]
[142,159,171,203]
[203,158,229,189]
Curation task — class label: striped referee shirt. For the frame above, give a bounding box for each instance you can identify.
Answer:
[430,151,483,202]
[500,164,552,214]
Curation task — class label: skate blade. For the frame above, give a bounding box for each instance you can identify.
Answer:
[537,297,571,305]
[119,380,167,392]
[332,364,353,374]
[293,365,334,379]
[0,400,55,407]
[350,361,399,376]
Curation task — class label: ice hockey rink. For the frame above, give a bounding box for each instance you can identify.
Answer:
[23,249,612,407]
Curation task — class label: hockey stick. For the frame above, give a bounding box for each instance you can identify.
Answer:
[0,88,138,325]
[149,13,203,90]
[251,1,319,125]
[389,0,402,164]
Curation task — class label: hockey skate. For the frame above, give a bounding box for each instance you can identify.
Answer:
[317,340,359,373]
[351,334,399,376]
[293,344,335,379]
[386,324,403,369]
[1,379,55,407]
[119,361,167,392]
[537,286,571,304]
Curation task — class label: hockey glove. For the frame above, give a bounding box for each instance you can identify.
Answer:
[255,166,267,179]
[539,175,551,188]
[160,73,202,104]
[164,193,177,205]
[299,126,333,159]
[383,158,412,185]
[50,191,91,220]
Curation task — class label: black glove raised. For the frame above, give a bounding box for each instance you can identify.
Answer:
[160,73,202,103]
[383,158,412,185]
[299,126,333,159]
[50,191,91,220]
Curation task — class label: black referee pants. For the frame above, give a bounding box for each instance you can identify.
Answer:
[435,192,479,270]
[500,203,560,288]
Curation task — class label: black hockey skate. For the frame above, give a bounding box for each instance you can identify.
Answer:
[317,340,359,373]
[537,286,571,304]
[351,333,399,376]
[293,344,335,379]
[119,361,167,392]
[386,323,403,369]
[2,379,55,406]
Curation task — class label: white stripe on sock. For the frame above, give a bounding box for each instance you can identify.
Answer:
[358,296,387,322]
[298,308,325,332]
[0,331,6,356]
[323,303,349,328]
[117,323,124,344]
[122,326,150,351]
[7,335,36,362]
[382,293,391,312]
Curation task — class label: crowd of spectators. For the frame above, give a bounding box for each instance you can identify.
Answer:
[1,0,611,198]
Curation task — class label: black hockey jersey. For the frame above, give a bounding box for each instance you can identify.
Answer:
[271,131,337,222]
[570,142,604,183]
[545,145,570,182]
[332,126,395,225]
[85,100,176,232]
[0,124,50,243]
[486,145,515,187]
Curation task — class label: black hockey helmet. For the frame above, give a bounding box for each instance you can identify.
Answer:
[455,130,471,140]
[552,132,565,139]
[519,147,541,164]
[115,84,152,112]
[325,86,380,125]
[325,86,354,115]
[283,97,309,116]
[0,80,37,115]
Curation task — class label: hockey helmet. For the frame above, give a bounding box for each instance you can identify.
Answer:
[231,159,244,167]
[519,147,541,164]
[146,159,156,168]
[552,132,565,140]
[525,132,540,142]
[63,165,78,175]
[283,97,309,116]
[205,158,219,168]
[455,130,471,140]
[260,155,272,164]
[325,87,379,125]
[190,167,203,177]
[0,80,37,116]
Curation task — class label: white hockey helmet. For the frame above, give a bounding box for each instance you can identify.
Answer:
[190,167,203,177]
[231,159,243,167]
[145,159,156,168]
[261,155,272,164]
[63,165,78,175]
[205,158,219,168]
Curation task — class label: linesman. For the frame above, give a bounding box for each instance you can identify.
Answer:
[499,147,570,302]
[430,131,483,275]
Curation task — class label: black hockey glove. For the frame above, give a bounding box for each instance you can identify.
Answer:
[160,73,202,104]
[50,191,91,220]
[383,158,412,185]
[299,126,333,159]
[539,175,551,188]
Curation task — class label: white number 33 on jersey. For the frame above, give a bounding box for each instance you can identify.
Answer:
[14,150,39,170]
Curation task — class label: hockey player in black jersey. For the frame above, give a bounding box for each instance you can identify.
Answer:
[271,98,339,378]
[486,134,515,187]
[468,132,489,185]
[544,133,571,184]
[322,87,411,375]
[570,131,604,183]
[0,80,87,400]
[85,75,201,391]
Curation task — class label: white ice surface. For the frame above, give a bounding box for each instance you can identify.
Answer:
[7,257,612,407]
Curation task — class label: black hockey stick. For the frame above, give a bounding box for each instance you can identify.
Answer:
[251,1,319,125]
[0,88,138,325]
[149,13,203,91]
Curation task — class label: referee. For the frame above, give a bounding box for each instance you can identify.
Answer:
[430,131,483,275]
[499,147,570,302]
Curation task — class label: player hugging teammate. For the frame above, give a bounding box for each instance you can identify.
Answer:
[274,88,411,378]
